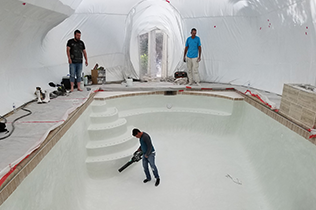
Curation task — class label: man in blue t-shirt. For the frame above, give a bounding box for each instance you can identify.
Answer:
[132,128,160,187]
[183,28,202,85]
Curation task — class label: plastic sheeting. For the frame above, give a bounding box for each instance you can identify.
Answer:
[124,0,184,79]
[1,0,316,115]
[0,89,92,184]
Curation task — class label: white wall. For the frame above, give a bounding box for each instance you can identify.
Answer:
[180,0,316,92]
[1,0,316,115]
[0,0,75,115]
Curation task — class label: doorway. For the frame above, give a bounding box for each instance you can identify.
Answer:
[139,30,168,80]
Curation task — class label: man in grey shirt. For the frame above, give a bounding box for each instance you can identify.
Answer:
[132,128,160,187]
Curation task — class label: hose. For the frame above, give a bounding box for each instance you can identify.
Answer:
[0,100,35,140]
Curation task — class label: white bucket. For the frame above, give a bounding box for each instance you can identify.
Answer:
[126,78,133,87]
[83,77,88,86]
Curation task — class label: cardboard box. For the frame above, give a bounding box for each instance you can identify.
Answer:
[91,69,106,84]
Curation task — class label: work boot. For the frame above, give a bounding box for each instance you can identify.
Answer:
[143,179,151,183]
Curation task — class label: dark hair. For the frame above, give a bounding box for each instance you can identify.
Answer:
[132,128,141,136]
[74,30,81,35]
[191,28,197,32]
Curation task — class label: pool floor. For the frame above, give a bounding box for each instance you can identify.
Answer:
[2,91,316,210]
[83,130,266,210]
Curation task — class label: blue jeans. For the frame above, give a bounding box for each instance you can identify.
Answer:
[142,152,160,180]
[69,63,82,83]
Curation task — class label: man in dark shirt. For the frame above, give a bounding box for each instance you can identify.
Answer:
[132,128,160,187]
[66,30,88,92]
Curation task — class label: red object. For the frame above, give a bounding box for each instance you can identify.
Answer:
[306,26,308,29]
[244,90,272,109]
[0,154,31,187]
[186,86,192,89]
[179,90,184,92]
[214,26,216,28]
[22,2,26,5]
[94,88,104,93]
[166,0,170,3]
[305,32,308,35]
[267,19,269,21]
[201,88,213,90]
[260,27,262,30]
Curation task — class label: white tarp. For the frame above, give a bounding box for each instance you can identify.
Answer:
[0,0,316,115]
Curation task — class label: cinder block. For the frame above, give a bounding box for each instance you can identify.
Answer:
[281,84,316,129]
[279,98,290,114]
[287,87,299,103]
[289,103,302,121]
[298,91,314,110]
[301,108,316,128]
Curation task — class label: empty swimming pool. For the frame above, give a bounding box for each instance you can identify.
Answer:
[1,91,316,210]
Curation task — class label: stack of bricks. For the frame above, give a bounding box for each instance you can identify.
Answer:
[279,84,316,129]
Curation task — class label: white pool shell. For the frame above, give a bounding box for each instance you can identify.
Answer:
[1,91,316,210]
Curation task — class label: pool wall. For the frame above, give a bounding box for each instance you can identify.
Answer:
[1,92,316,209]
[236,102,316,209]
[0,104,92,210]
[104,94,244,136]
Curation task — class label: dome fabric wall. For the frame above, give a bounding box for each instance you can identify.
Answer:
[0,0,316,115]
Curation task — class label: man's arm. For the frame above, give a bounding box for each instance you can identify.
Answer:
[143,136,153,158]
[197,46,202,62]
[83,49,88,66]
[183,46,188,62]
[66,46,72,64]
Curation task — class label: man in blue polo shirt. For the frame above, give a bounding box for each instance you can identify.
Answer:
[183,28,202,85]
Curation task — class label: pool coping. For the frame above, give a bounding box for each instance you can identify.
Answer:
[0,92,96,206]
[93,90,245,101]
[0,89,315,207]
[240,91,315,144]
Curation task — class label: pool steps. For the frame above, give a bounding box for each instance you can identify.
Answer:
[86,146,137,163]
[88,118,128,141]
[90,100,107,113]
[86,130,137,157]
[90,107,118,124]
[86,100,138,178]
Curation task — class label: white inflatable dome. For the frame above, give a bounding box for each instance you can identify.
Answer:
[1,0,316,115]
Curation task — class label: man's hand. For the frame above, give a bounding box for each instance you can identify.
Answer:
[85,60,88,66]
[197,57,201,62]
[183,57,186,62]
[145,155,148,158]
[68,58,72,64]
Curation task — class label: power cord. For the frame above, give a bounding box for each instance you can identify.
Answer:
[0,100,35,140]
